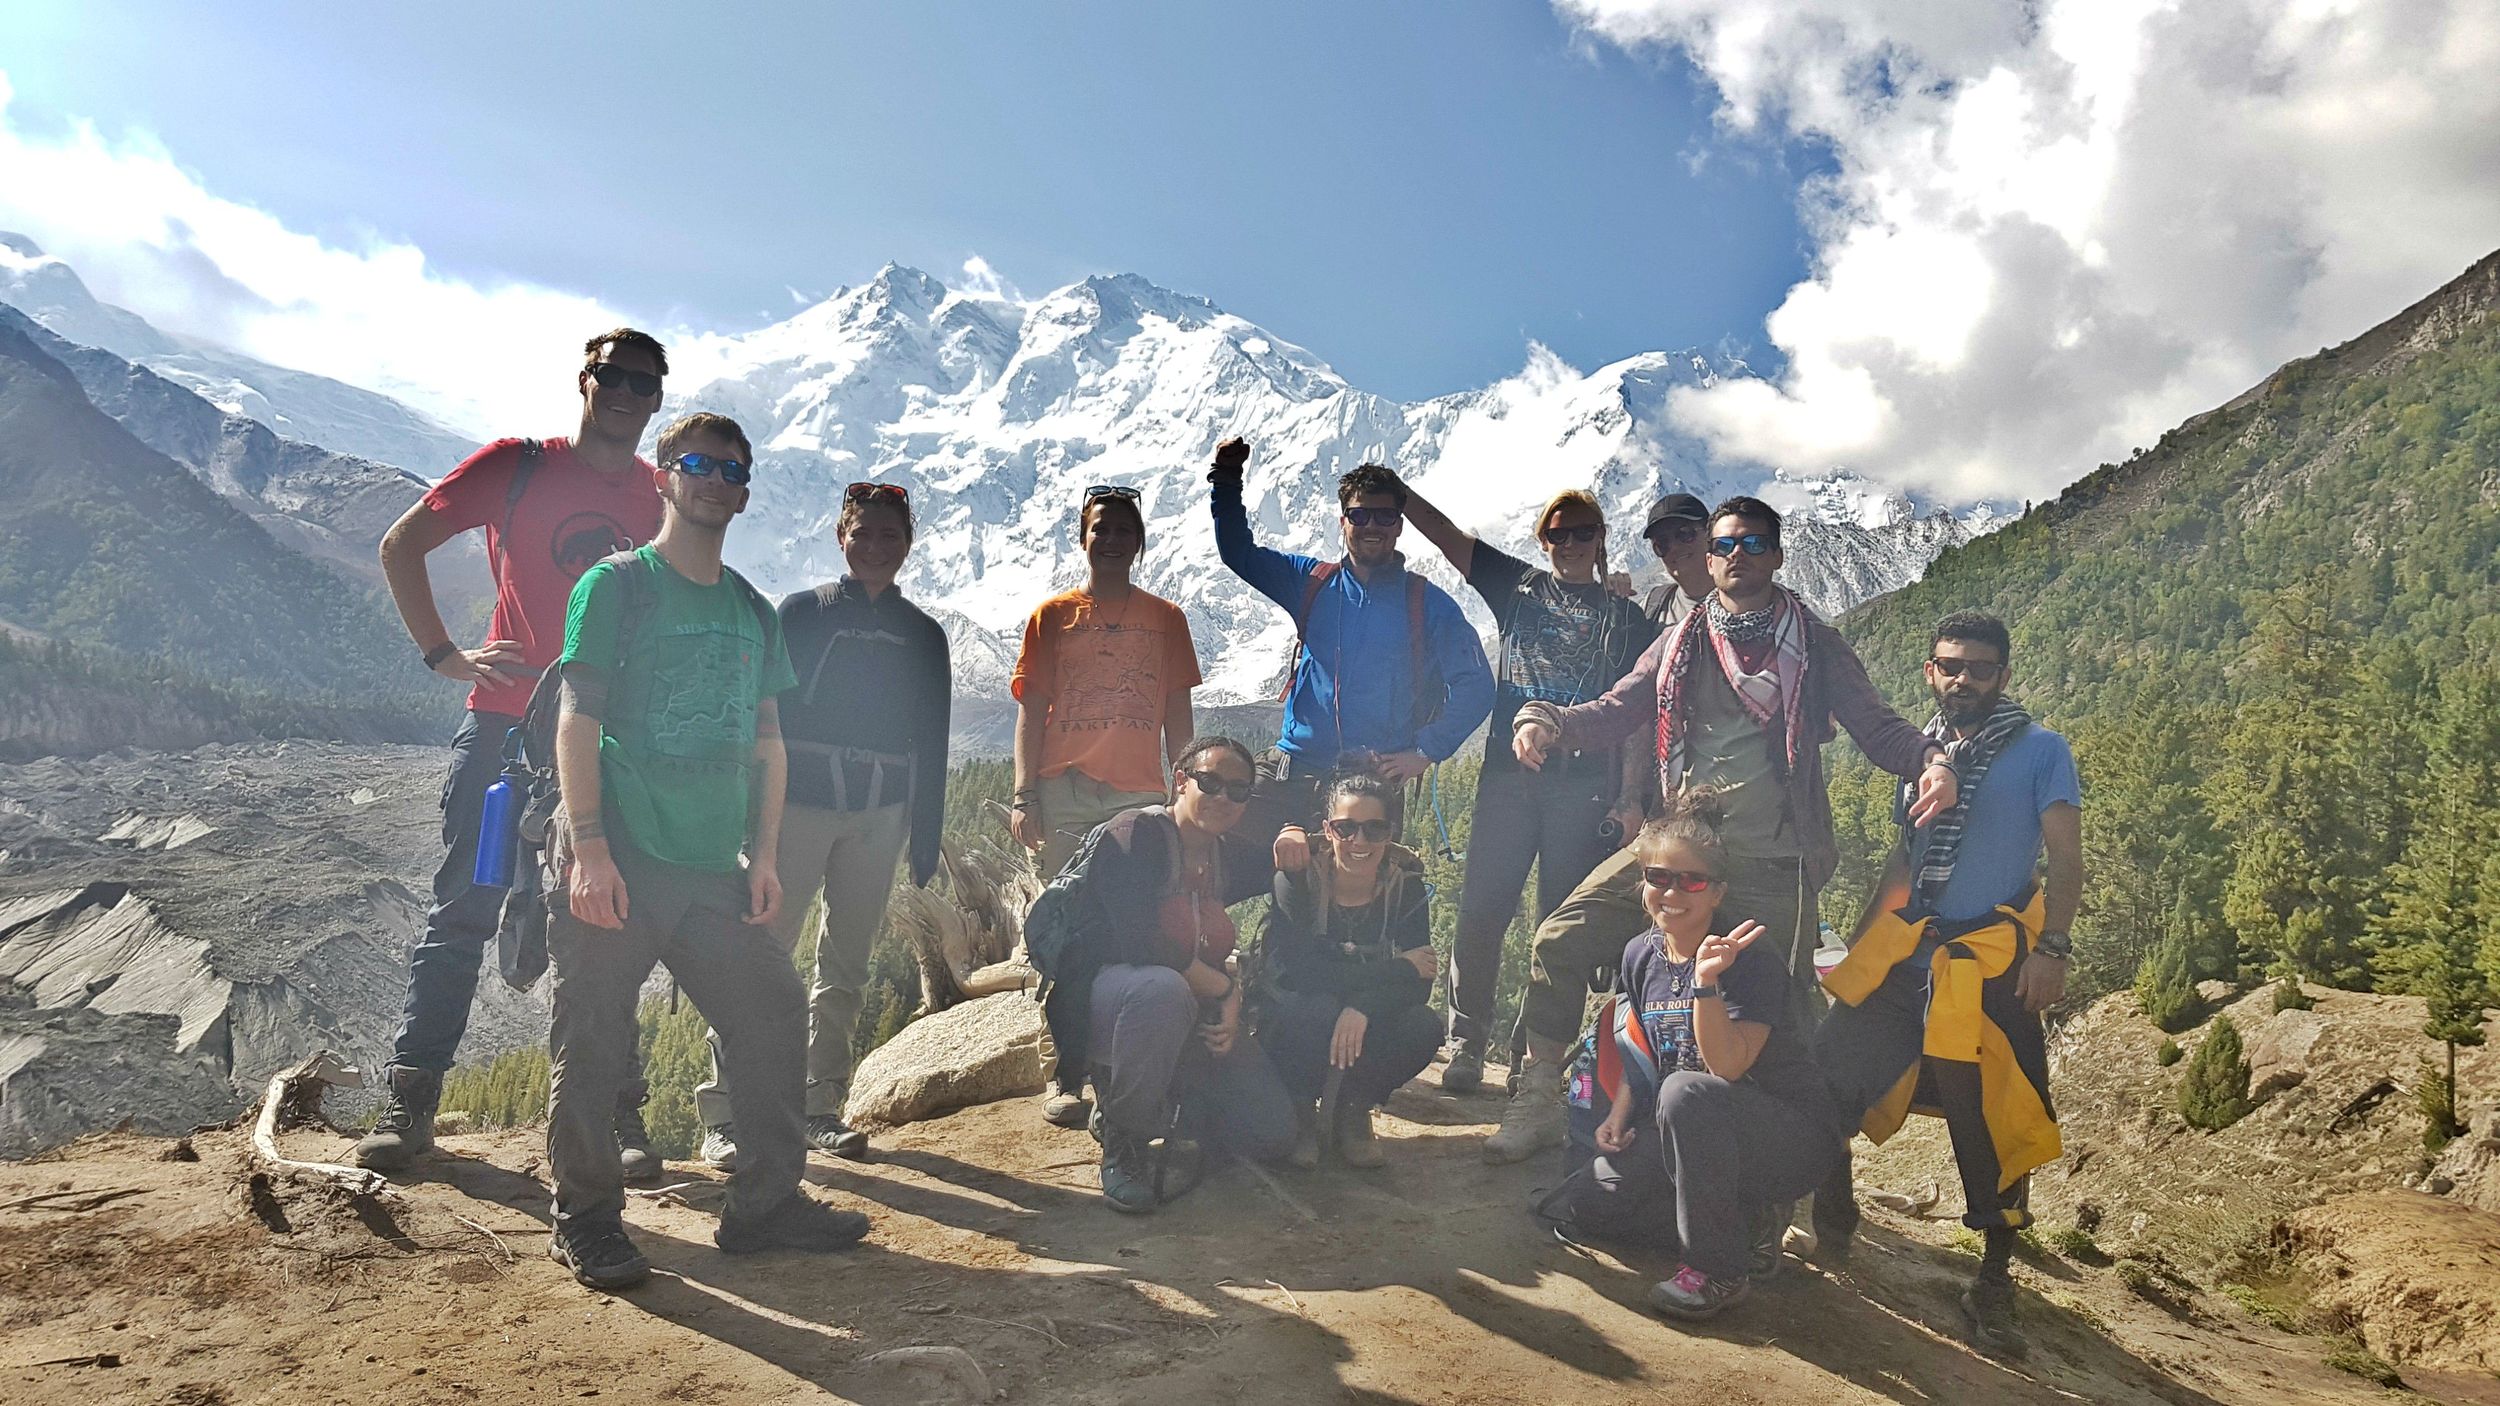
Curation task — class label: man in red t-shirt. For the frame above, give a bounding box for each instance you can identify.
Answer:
[356,328,670,1175]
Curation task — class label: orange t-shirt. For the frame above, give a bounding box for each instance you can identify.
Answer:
[1010,587,1203,795]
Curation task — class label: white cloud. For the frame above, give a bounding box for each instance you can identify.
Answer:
[1557,0,2500,502]
[0,70,628,437]
[956,254,1023,303]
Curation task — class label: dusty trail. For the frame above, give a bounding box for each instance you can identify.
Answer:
[0,1071,2408,1406]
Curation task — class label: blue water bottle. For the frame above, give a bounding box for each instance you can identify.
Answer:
[473,771,520,887]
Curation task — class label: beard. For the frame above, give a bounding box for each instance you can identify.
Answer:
[1935,683,2004,725]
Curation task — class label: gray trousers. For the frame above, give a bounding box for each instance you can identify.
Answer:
[697,799,908,1128]
[547,841,806,1227]
[1087,963,1296,1160]
[1447,762,1613,1052]
[1581,1071,1840,1278]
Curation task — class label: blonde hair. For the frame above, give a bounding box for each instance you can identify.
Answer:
[1536,488,1609,578]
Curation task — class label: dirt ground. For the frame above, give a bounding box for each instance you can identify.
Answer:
[0,1068,2451,1406]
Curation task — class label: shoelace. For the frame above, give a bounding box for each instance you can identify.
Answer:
[1669,1264,1712,1296]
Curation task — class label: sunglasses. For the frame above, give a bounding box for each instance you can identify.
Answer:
[1641,866,1717,894]
[1324,817,1395,843]
[585,363,663,398]
[672,452,751,485]
[1650,523,1703,546]
[1346,507,1402,529]
[1084,484,1141,503]
[845,481,909,503]
[1708,533,1776,558]
[1929,656,2006,682]
[1185,770,1254,803]
[1541,524,1602,546]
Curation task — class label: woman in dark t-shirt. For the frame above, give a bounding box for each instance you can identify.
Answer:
[1396,481,1658,1092]
[1570,788,1841,1323]
[1257,775,1442,1169]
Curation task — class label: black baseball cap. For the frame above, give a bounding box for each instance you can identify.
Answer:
[1644,492,1708,538]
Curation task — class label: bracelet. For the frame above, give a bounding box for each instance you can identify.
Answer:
[422,641,460,669]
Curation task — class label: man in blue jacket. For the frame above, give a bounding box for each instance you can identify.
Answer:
[1208,436,1494,863]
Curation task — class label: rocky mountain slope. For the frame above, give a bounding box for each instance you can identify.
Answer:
[0,232,477,476]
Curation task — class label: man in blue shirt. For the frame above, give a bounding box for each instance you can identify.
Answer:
[1207,437,1494,861]
[1813,610,2082,1359]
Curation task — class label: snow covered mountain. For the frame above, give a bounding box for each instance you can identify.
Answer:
[0,233,477,476]
[666,266,2006,702]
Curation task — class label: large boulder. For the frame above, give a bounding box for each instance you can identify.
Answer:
[844,992,1048,1130]
[2245,1007,2329,1103]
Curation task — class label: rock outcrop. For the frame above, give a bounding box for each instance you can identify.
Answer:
[844,992,1047,1130]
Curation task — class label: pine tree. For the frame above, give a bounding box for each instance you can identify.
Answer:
[2208,590,2376,986]
[2180,1015,2254,1131]
[2136,927,2204,1033]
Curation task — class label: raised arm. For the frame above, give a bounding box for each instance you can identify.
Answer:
[1208,437,1317,609]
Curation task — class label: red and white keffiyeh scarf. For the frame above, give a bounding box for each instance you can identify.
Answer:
[1655,587,1814,792]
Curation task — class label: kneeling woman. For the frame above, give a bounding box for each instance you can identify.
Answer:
[1258,776,1442,1168]
[1583,790,1841,1320]
[1059,736,1297,1212]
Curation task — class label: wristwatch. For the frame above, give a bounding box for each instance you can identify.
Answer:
[422,641,459,669]
[2035,930,2073,960]
[1691,984,1722,1001]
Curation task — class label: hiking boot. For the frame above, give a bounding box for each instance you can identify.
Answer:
[1749,1201,1793,1281]
[615,1080,660,1184]
[717,1195,871,1255]
[1042,1081,1093,1129]
[548,1218,649,1291]
[1648,1264,1751,1322]
[353,1065,440,1171]
[1483,1058,1565,1165]
[805,1113,870,1161]
[1438,1041,1484,1094]
[1289,1107,1322,1170]
[1962,1267,2031,1358]
[700,1123,738,1172]
[1336,1104,1387,1169]
[1098,1127,1157,1214]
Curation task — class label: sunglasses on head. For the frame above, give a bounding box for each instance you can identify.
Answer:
[1642,866,1716,894]
[1084,484,1141,503]
[585,363,663,398]
[672,452,750,485]
[1708,533,1775,557]
[1929,656,2006,682]
[845,481,909,503]
[1346,506,1402,529]
[1185,769,1254,803]
[1324,816,1394,843]
[1541,524,1602,546]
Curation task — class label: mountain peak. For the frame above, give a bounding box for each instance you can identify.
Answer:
[0,231,48,262]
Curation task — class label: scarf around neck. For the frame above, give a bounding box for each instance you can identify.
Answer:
[1656,586,1813,793]
[1907,696,2032,902]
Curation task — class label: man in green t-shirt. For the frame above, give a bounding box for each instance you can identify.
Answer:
[543,412,870,1290]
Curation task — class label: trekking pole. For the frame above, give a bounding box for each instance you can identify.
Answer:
[1427,764,1461,862]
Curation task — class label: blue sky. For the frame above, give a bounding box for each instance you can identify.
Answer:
[1,0,1814,401]
[4,0,2493,501]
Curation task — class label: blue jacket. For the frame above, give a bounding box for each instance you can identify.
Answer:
[1212,473,1494,767]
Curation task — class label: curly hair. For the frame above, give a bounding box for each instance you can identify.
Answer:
[1176,735,1256,775]
[1634,784,1730,878]
[1338,463,1407,512]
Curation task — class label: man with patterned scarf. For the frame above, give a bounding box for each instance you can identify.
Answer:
[1492,496,1959,1170]
[1814,611,2083,1358]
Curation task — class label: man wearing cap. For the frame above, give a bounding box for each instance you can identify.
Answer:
[1611,492,1716,844]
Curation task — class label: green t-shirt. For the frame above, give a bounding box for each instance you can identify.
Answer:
[559,546,797,872]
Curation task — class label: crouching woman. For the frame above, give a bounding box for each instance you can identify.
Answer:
[1582,789,1841,1321]
[1054,736,1298,1212]
[1258,775,1441,1168]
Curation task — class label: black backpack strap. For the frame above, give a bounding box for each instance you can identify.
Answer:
[497,438,546,546]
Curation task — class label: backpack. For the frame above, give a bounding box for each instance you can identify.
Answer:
[1277,561,1445,733]
[489,547,776,989]
[1022,807,1182,993]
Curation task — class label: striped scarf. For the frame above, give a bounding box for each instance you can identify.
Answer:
[1907,697,2031,902]
[1656,587,1813,792]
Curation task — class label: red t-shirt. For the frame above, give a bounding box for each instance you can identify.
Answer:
[420,437,663,717]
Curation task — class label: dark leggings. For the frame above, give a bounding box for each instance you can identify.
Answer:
[1259,988,1442,1110]
[1577,1072,1840,1278]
